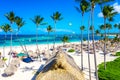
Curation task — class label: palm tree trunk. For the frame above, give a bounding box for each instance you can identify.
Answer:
[16,32,25,52]
[81,30,83,70]
[47,32,50,56]
[91,8,98,80]
[81,14,84,71]
[36,27,39,52]
[104,18,107,70]
[53,21,56,54]
[3,33,7,59]
[87,13,91,80]
[10,32,12,52]
[8,32,12,65]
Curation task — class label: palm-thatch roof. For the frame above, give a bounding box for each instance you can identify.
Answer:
[0,59,5,68]
[36,51,84,80]
[4,64,17,76]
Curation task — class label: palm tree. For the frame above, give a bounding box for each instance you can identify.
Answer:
[102,5,116,70]
[75,0,90,71]
[62,36,69,46]
[5,11,15,54]
[106,23,112,37]
[99,24,105,40]
[15,16,25,52]
[80,25,85,70]
[90,0,100,79]
[47,25,52,55]
[51,11,63,51]
[31,15,46,61]
[87,13,92,80]
[95,29,100,35]
[0,24,11,59]
[114,23,120,37]
[31,15,44,54]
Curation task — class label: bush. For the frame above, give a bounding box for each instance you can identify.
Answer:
[68,49,75,53]
[98,57,120,80]
[115,52,120,56]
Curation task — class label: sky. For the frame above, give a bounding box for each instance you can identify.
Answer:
[0,0,120,35]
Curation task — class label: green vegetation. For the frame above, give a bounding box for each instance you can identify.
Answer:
[68,49,75,53]
[98,57,120,80]
[115,52,120,56]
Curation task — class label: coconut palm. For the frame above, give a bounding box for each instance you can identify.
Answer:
[102,5,116,70]
[31,15,44,53]
[80,25,85,70]
[15,16,25,52]
[31,15,46,61]
[62,36,69,46]
[51,11,63,51]
[0,24,11,59]
[90,0,101,79]
[95,29,100,35]
[75,0,90,71]
[47,25,52,55]
[5,11,15,53]
[114,23,120,37]
[87,13,92,80]
[106,23,112,37]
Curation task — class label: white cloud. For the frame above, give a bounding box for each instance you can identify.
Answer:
[98,3,120,17]
[113,3,120,13]
[98,12,103,17]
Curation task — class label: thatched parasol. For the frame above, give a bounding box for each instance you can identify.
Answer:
[36,51,84,80]
[0,59,5,68]
[4,64,17,76]
[10,58,20,67]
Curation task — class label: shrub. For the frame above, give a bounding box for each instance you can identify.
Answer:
[68,49,75,53]
[115,52,120,56]
[98,57,120,80]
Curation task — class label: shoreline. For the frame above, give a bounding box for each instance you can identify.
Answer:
[0,40,118,80]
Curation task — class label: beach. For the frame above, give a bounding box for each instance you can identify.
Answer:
[0,41,118,80]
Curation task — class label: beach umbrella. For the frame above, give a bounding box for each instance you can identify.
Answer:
[10,58,20,67]
[36,51,84,80]
[0,59,5,68]
[4,64,17,76]
[17,53,28,57]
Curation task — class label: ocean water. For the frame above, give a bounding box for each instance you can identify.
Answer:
[0,34,114,47]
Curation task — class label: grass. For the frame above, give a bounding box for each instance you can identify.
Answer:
[115,52,120,56]
[68,49,75,53]
[98,57,120,80]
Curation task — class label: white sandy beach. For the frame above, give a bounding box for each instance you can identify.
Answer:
[0,42,118,80]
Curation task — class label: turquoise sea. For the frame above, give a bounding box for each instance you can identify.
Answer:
[0,34,115,47]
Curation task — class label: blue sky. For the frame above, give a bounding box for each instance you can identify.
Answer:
[0,0,120,35]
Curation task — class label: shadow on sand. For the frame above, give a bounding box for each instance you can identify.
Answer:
[31,64,44,80]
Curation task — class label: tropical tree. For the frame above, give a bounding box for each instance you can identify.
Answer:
[5,11,15,54]
[47,25,52,55]
[31,15,44,53]
[102,5,116,70]
[106,23,112,37]
[114,23,120,37]
[95,29,100,35]
[75,0,90,71]
[31,15,46,61]
[15,16,25,52]
[61,36,69,46]
[0,24,11,60]
[51,11,63,51]
[80,25,85,70]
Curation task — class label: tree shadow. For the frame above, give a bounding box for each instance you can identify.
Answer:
[31,64,44,80]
